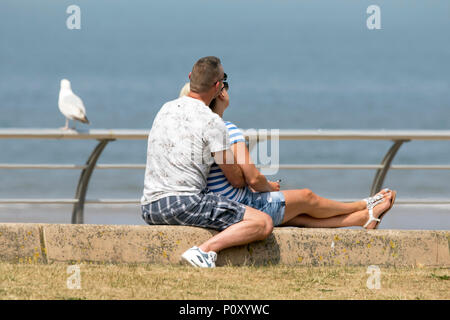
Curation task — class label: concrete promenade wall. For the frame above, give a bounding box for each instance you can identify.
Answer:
[0,223,449,267]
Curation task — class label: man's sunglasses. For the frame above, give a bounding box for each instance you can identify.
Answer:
[221,81,229,91]
[220,73,227,82]
[215,73,227,85]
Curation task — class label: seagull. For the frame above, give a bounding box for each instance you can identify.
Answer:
[58,79,90,130]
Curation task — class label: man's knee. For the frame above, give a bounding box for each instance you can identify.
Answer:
[264,216,274,238]
[257,213,273,240]
[243,207,274,240]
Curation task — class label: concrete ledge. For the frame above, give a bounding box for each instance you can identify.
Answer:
[0,223,449,266]
[0,223,45,263]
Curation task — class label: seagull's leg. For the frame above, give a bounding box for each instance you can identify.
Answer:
[60,118,69,130]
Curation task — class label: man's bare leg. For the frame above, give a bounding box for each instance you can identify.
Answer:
[281,194,392,229]
[281,189,391,222]
[199,206,273,253]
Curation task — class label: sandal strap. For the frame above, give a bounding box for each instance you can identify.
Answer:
[363,206,381,228]
[364,188,390,207]
[364,194,384,207]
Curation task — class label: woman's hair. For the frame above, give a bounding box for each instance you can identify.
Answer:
[179,82,190,97]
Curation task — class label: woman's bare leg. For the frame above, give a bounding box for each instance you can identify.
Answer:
[281,188,390,223]
[281,211,365,228]
[281,193,392,229]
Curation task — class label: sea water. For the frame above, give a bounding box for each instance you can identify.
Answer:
[0,0,449,228]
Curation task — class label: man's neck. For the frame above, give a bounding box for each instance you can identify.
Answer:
[187,91,213,107]
[213,108,224,118]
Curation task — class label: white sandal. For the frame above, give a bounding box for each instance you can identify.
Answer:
[363,188,389,207]
[362,188,390,229]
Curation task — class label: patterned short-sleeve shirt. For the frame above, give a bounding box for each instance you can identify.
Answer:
[141,96,230,205]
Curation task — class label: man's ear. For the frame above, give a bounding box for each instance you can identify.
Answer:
[188,72,191,79]
[217,90,226,100]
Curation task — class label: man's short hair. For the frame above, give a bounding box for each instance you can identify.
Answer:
[190,56,222,93]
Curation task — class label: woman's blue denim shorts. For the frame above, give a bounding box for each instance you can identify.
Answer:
[239,189,286,226]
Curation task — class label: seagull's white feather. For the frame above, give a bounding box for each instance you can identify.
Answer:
[58,79,90,125]
[60,94,85,118]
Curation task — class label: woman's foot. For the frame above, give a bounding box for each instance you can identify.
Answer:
[356,188,391,211]
[362,191,393,229]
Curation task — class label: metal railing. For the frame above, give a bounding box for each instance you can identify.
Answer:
[1,128,450,224]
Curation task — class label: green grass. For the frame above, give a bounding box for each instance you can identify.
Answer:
[0,262,448,300]
[431,273,450,281]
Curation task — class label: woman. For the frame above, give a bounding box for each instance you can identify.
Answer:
[179,82,396,229]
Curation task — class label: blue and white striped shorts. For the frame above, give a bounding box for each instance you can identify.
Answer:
[141,189,246,231]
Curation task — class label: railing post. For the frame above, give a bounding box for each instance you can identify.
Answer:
[71,139,115,224]
[370,139,409,196]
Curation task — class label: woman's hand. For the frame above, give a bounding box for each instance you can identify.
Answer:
[268,181,280,192]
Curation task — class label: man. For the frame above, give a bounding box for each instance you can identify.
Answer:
[179,81,396,231]
[141,56,273,268]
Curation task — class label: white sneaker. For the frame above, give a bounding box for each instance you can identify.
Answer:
[181,246,217,268]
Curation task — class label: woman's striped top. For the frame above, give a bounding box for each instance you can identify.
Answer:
[207,121,248,202]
